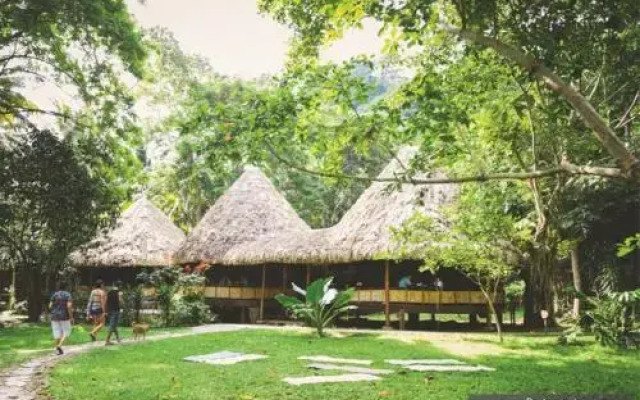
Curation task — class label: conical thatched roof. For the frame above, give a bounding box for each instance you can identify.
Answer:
[70,197,186,267]
[175,166,311,264]
[223,146,456,265]
[331,146,456,261]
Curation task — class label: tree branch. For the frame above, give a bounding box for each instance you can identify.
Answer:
[440,23,640,183]
[265,142,624,185]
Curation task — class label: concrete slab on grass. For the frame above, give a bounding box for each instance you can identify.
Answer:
[403,364,495,372]
[184,351,267,365]
[298,355,372,365]
[385,359,465,366]
[307,363,394,375]
[283,374,381,385]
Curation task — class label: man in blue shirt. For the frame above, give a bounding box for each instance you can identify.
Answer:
[398,275,412,289]
[49,282,74,355]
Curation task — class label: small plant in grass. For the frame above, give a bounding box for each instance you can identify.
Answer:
[275,277,356,337]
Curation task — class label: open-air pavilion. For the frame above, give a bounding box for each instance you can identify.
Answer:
[219,147,498,326]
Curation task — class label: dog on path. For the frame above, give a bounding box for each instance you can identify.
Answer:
[132,323,150,340]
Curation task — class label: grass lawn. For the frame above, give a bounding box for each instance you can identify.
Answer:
[0,323,181,369]
[48,329,640,400]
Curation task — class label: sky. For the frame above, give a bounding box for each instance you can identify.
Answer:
[25,0,384,124]
[126,0,384,79]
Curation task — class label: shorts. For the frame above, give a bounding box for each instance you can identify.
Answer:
[51,320,72,339]
[108,312,120,332]
[89,307,103,317]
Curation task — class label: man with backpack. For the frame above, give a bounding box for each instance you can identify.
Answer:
[49,282,74,355]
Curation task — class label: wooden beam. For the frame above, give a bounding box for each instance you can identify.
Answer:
[306,265,311,286]
[384,260,391,328]
[259,264,266,321]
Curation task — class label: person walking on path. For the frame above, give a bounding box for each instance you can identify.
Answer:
[87,279,106,341]
[105,281,124,346]
[49,282,74,355]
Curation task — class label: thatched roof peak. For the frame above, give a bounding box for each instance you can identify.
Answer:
[223,145,456,265]
[175,166,310,264]
[70,197,186,267]
[332,144,456,260]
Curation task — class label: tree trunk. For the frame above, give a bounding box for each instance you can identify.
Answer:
[523,265,539,327]
[479,285,503,343]
[27,268,43,322]
[9,265,16,310]
[523,248,557,329]
[571,245,583,318]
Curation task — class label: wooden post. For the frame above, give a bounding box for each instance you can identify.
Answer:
[259,264,266,321]
[282,265,288,290]
[306,266,311,286]
[384,260,391,329]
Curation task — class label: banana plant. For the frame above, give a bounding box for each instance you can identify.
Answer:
[275,277,356,337]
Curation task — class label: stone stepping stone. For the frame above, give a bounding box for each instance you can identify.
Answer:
[283,373,381,385]
[184,351,267,365]
[385,359,466,366]
[298,355,372,365]
[403,364,495,372]
[307,363,394,375]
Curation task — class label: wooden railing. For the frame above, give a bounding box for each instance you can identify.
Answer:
[354,289,494,304]
[202,286,496,305]
[204,286,286,300]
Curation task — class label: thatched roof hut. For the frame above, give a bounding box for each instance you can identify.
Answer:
[223,146,456,265]
[70,197,186,267]
[175,166,311,264]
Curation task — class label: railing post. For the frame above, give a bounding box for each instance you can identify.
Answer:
[282,265,287,290]
[259,264,266,321]
[384,260,391,329]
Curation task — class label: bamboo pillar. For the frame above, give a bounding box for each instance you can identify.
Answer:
[384,260,391,329]
[306,266,311,286]
[259,264,266,321]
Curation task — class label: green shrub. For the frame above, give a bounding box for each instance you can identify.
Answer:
[584,290,640,349]
[171,295,212,326]
[156,284,175,327]
[171,273,210,326]
[121,286,143,325]
[72,289,89,320]
[136,266,210,327]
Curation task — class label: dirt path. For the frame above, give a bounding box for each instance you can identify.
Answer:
[0,324,246,400]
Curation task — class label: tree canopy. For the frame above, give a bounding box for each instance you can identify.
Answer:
[1,0,146,127]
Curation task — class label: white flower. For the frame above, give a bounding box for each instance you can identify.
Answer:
[291,282,306,296]
[320,288,337,306]
[323,278,333,294]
